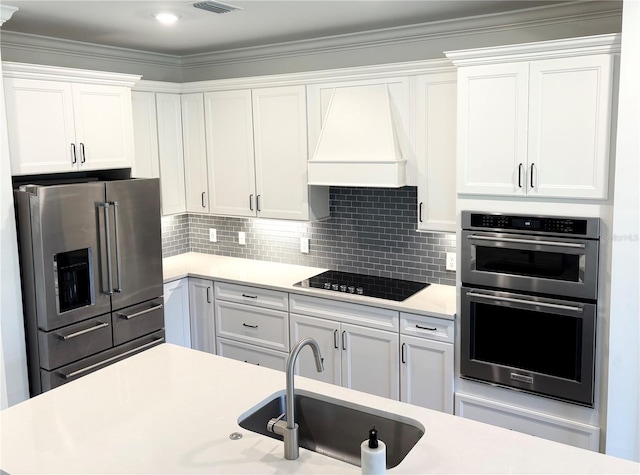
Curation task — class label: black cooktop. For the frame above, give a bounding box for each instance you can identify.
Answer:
[294,270,429,302]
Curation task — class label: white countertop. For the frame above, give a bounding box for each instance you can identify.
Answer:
[2,344,638,474]
[162,253,457,320]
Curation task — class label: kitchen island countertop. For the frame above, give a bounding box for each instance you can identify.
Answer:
[1,344,638,474]
[163,253,457,320]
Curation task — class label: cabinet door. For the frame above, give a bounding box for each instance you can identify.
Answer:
[4,78,77,174]
[341,323,399,400]
[131,91,160,178]
[156,93,186,215]
[527,55,613,199]
[205,90,256,217]
[416,72,457,232]
[163,279,191,348]
[253,85,310,220]
[457,63,529,195]
[188,278,215,354]
[182,93,210,213]
[72,83,134,171]
[290,313,341,386]
[400,335,453,413]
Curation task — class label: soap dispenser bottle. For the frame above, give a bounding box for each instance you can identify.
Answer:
[361,426,386,475]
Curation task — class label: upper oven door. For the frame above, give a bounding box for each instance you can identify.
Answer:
[461,230,599,300]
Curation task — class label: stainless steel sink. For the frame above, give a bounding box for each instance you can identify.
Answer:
[238,389,425,469]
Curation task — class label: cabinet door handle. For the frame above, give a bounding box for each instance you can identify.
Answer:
[256,195,261,212]
[401,343,406,364]
[530,163,535,189]
[201,192,206,208]
[518,163,523,188]
[242,323,258,329]
[249,194,254,211]
[206,286,212,303]
[416,324,437,331]
[80,143,86,164]
[419,202,423,223]
[341,331,346,351]
[333,329,339,349]
[242,293,257,299]
[71,143,77,164]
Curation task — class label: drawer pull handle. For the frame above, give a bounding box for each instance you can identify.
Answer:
[57,322,109,341]
[242,294,258,299]
[59,338,164,380]
[416,324,437,331]
[242,323,258,329]
[118,304,163,320]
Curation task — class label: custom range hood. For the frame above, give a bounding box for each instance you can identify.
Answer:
[308,84,408,187]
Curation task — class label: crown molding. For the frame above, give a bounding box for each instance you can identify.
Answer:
[180,1,622,70]
[180,58,454,93]
[0,5,18,26]
[445,32,621,65]
[0,30,181,72]
[2,61,141,86]
[133,79,182,93]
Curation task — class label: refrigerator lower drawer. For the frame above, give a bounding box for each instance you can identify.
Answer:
[112,298,164,346]
[40,330,165,392]
[38,314,113,370]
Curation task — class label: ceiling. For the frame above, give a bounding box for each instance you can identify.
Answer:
[1,0,574,56]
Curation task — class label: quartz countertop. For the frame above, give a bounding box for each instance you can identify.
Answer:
[163,253,457,320]
[2,344,638,474]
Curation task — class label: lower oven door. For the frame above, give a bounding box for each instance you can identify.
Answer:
[460,286,596,406]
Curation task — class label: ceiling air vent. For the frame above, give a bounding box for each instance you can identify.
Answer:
[193,1,242,14]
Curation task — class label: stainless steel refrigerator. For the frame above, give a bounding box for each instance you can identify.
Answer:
[14,178,165,395]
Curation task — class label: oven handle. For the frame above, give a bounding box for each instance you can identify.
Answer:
[466,291,584,313]
[467,234,586,249]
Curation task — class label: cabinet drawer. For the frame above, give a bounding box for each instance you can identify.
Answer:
[400,312,454,343]
[215,300,289,351]
[112,298,165,346]
[38,314,113,370]
[40,331,164,392]
[215,282,288,311]
[217,338,286,372]
[289,294,398,332]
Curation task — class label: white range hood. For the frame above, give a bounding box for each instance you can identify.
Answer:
[307,84,407,187]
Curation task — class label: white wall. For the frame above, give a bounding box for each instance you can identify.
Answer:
[0,5,29,409]
[605,0,640,462]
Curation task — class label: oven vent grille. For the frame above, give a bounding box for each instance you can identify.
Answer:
[193,1,242,14]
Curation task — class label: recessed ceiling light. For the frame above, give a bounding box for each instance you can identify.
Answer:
[154,12,179,25]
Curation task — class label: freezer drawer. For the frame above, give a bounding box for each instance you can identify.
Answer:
[40,330,164,391]
[38,314,113,370]
[112,298,164,346]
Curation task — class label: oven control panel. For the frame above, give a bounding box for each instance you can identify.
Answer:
[468,213,591,236]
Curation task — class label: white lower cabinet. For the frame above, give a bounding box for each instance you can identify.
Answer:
[214,282,289,370]
[163,279,191,348]
[400,312,454,413]
[188,278,215,354]
[289,295,399,400]
[455,393,600,451]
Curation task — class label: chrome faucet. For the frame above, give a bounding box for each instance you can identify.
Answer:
[267,337,324,460]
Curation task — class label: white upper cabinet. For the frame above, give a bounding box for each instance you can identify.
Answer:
[131,91,160,179]
[448,34,619,200]
[205,85,328,221]
[181,93,209,213]
[3,63,139,176]
[415,72,458,232]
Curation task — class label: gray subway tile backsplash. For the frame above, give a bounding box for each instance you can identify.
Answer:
[161,186,456,286]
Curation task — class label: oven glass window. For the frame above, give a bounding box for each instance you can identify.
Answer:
[475,246,580,282]
[54,248,92,313]
[471,302,581,381]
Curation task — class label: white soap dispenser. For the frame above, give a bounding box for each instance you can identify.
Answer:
[361,425,386,475]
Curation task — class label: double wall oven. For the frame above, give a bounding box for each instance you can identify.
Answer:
[460,211,600,406]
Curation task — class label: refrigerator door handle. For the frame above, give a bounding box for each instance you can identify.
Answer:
[112,201,122,293]
[100,202,114,295]
[117,303,164,320]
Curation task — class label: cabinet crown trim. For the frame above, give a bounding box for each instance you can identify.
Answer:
[2,61,142,86]
[445,33,621,66]
[133,79,182,93]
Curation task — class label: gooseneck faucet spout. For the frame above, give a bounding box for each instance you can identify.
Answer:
[267,337,324,460]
